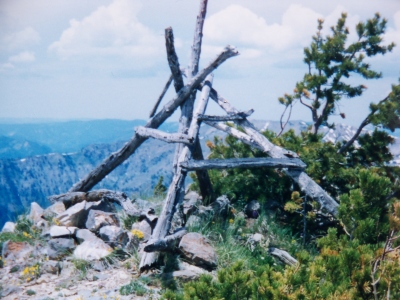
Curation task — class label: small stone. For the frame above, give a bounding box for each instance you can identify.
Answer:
[73,239,113,261]
[76,229,98,243]
[29,202,44,224]
[56,200,113,228]
[1,221,16,233]
[178,232,217,270]
[131,220,152,241]
[85,210,120,232]
[49,225,77,238]
[2,241,34,264]
[99,225,129,247]
[212,195,230,217]
[42,260,61,275]
[43,201,66,219]
[245,200,261,219]
[47,238,76,259]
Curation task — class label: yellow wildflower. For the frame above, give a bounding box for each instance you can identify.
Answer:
[131,229,144,240]
[229,219,234,224]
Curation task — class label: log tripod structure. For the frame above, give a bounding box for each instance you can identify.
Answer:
[53,0,340,271]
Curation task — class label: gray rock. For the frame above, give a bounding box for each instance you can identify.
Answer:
[47,238,76,259]
[42,260,61,274]
[2,240,34,264]
[183,191,202,215]
[43,201,66,219]
[76,229,98,243]
[85,209,120,232]
[36,219,49,231]
[49,225,78,238]
[99,225,129,247]
[131,219,152,241]
[178,232,218,270]
[29,202,44,224]
[1,285,22,297]
[245,200,261,219]
[1,221,16,233]
[212,195,230,217]
[56,200,113,228]
[73,239,113,261]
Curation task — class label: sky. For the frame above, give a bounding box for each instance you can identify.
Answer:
[0,0,400,127]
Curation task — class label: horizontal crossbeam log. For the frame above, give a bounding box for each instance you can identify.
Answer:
[143,229,187,252]
[198,109,254,122]
[180,157,306,171]
[135,126,192,144]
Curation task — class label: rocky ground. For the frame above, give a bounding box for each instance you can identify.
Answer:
[0,190,230,300]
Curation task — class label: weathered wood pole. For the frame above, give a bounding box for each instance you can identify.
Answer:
[68,45,238,193]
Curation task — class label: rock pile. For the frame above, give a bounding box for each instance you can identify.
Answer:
[0,189,226,299]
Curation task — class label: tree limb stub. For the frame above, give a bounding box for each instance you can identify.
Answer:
[206,88,339,216]
[135,127,192,145]
[144,229,187,252]
[269,247,298,266]
[149,74,173,118]
[68,45,238,193]
[180,157,306,171]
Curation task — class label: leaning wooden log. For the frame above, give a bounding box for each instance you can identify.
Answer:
[198,109,254,122]
[269,247,298,266]
[165,21,214,202]
[139,74,214,271]
[207,88,339,217]
[68,45,238,193]
[49,189,141,217]
[135,127,191,145]
[149,74,173,118]
[144,229,187,252]
[205,121,264,151]
[180,157,306,171]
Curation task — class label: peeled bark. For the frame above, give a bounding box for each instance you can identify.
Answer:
[135,127,191,145]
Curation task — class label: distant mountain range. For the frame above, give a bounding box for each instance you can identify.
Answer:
[0,119,399,228]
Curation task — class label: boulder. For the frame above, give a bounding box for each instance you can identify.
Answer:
[43,202,66,219]
[85,210,120,232]
[245,200,261,219]
[186,215,201,228]
[73,239,113,261]
[1,221,16,233]
[75,229,98,243]
[131,220,152,241]
[99,225,129,247]
[211,195,230,217]
[49,225,77,238]
[47,238,76,259]
[29,202,44,224]
[2,241,34,264]
[56,200,113,228]
[178,232,217,270]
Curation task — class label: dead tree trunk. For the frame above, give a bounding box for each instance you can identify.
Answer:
[139,74,214,271]
[207,88,339,216]
[166,20,214,203]
[68,45,238,193]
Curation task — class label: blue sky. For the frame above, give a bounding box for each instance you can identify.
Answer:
[1,0,399,126]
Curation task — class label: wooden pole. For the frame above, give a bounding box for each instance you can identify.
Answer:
[206,88,339,216]
[69,46,238,193]
[139,75,214,271]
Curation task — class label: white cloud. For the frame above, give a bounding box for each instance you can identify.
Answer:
[385,11,400,54]
[203,4,322,52]
[0,62,15,71]
[1,27,40,51]
[49,0,162,60]
[9,51,35,63]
